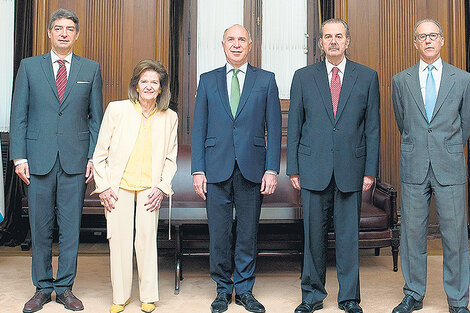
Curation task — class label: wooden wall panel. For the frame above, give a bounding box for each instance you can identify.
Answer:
[335,0,467,228]
[84,0,122,108]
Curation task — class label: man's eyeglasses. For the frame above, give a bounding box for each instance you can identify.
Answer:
[415,32,441,42]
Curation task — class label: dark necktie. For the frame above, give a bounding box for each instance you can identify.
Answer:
[330,67,341,118]
[56,60,67,102]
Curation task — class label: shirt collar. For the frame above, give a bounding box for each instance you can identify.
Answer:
[51,49,73,64]
[133,101,158,118]
[419,57,442,73]
[326,57,347,75]
[226,62,248,75]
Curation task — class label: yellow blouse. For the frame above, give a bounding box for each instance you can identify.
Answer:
[119,101,158,191]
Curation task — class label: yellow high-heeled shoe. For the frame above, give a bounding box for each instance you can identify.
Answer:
[109,299,130,313]
[141,302,155,313]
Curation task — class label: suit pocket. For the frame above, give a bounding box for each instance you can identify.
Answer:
[355,146,366,157]
[253,136,266,147]
[205,137,216,147]
[298,144,311,156]
[446,143,463,154]
[78,131,90,141]
[400,142,413,152]
[26,129,38,140]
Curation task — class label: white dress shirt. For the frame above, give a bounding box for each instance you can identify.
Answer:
[326,57,347,87]
[419,58,442,103]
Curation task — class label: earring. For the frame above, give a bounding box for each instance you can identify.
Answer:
[158,90,162,94]
[136,88,140,92]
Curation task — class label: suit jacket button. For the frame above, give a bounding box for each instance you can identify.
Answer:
[428,128,432,133]
[58,112,63,116]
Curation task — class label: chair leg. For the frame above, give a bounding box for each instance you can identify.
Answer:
[174,224,182,295]
[375,247,380,256]
[392,227,400,272]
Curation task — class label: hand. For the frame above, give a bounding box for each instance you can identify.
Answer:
[260,172,277,195]
[85,160,94,184]
[99,188,118,212]
[289,174,301,190]
[193,174,207,200]
[15,162,30,185]
[363,175,375,191]
[145,187,164,212]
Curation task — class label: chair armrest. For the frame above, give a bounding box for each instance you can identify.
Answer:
[372,179,398,227]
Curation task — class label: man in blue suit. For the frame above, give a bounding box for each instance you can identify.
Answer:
[287,19,380,313]
[191,24,281,313]
[10,8,102,313]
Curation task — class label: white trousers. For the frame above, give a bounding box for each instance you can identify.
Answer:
[106,188,159,304]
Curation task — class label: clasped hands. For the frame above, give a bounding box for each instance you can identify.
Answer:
[99,186,164,212]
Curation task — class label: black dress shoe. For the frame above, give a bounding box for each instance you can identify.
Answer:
[23,291,51,313]
[338,300,363,313]
[392,295,423,313]
[294,301,323,313]
[235,292,266,313]
[211,293,232,313]
[449,306,470,313]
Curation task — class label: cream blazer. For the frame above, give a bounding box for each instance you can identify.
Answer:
[92,99,178,197]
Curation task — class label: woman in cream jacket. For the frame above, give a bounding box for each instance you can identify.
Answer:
[93,60,178,313]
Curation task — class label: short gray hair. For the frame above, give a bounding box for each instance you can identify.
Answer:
[413,18,443,38]
[48,8,79,32]
[319,18,350,39]
[222,24,252,43]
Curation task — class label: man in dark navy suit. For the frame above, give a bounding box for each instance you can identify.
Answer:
[191,24,281,313]
[287,18,380,313]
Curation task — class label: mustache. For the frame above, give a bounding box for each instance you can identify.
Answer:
[328,45,340,50]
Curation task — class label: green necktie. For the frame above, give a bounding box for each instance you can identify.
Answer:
[230,69,240,117]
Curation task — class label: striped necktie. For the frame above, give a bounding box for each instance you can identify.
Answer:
[56,59,67,103]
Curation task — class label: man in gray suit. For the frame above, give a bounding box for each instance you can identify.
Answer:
[392,19,470,313]
[287,18,380,313]
[10,8,102,313]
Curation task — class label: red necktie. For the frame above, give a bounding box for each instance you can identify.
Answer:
[330,67,341,117]
[56,60,67,102]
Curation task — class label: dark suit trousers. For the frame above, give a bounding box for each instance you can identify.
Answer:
[301,176,361,304]
[206,163,262,295]
[28,155,86,294]
[400,165,469,306]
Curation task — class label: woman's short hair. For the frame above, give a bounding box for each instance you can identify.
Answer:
[128,60,171,111]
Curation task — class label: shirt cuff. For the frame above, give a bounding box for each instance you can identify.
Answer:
[192,171,205,175]
[265,170,278,175]
[14,159,28,166]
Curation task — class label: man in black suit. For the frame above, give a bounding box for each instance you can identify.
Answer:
[287,18,380,313]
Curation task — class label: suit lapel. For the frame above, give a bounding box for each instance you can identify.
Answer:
[40,52,60,103]
[432,61,455,121]
[235,64,256,119]
[216,66,233,120]
[404,63,427,120]
[335,60,358,124]
[313,61,335,125]
[61,53,82,105]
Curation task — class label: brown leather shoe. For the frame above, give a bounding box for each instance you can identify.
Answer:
[56,290,84,311]
[23,291,51,313]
